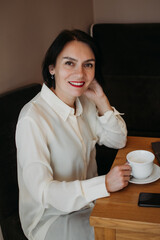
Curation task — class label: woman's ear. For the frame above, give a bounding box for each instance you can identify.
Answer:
[48,64,55,75]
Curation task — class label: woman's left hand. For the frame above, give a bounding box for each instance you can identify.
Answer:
[83,79,104,100]
[83,79,112,115]
[105,164,132,192]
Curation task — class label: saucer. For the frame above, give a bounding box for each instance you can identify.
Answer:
[129,164,160,184]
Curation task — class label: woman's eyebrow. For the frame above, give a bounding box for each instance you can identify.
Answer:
[63,57,77,62]
[84,59,95,63]
[63,57,95,62]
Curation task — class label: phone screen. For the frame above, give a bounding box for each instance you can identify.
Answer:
[138,192,160,207]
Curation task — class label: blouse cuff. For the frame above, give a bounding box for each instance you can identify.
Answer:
[81,175,110,203]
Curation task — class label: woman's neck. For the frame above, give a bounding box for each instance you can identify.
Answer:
[50,87,76,111]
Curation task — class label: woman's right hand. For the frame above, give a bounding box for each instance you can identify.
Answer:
[105,164,132,192]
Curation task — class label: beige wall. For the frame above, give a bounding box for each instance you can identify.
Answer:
[93,0,160,23]
[0,0,93,94]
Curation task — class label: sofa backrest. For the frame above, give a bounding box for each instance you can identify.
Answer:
[91,23,160,137]
[0,83,41,222]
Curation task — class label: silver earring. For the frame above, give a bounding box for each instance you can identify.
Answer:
[51,74,54,79]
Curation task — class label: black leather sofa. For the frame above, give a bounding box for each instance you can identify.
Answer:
[0,83,41,240]
[1,23,160,240]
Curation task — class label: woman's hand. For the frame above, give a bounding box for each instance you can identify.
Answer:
[83,79,112,115]
[105,164,132,192]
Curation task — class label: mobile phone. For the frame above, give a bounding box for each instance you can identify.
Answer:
[138,192,160,208]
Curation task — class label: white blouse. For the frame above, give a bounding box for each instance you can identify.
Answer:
[16,83,127,240]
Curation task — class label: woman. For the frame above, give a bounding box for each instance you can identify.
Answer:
[16,29,131,240]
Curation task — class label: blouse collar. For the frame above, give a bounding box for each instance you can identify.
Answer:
[40,84,83,121]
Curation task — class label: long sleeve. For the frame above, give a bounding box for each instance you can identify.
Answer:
[96,107,127,148]
[80,95,127,150]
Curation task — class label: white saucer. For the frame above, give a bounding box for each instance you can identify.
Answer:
[129,164,160,184]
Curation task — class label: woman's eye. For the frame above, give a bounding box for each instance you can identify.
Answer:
[84,63,94,68]
[65,61,74,66]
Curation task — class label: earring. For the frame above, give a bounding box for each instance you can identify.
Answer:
[51,74,54,80]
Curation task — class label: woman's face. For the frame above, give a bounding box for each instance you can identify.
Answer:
[49,40,95,107]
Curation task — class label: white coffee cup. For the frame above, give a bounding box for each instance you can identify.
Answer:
[126,150,155,179]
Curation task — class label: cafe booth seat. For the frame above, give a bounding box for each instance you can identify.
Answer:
[91,23,160,175]
[0,83,41,240]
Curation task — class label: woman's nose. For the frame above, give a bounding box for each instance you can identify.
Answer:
[75,66,84,77]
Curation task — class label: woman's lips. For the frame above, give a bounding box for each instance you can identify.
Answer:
[68,81,85,87]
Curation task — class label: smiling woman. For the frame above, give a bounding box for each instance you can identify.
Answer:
[48,40,96,107]
[15,29,130,240]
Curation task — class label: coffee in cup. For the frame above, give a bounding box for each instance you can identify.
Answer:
[126,150,155,179]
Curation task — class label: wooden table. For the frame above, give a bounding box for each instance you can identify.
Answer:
[90,136,160,240]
